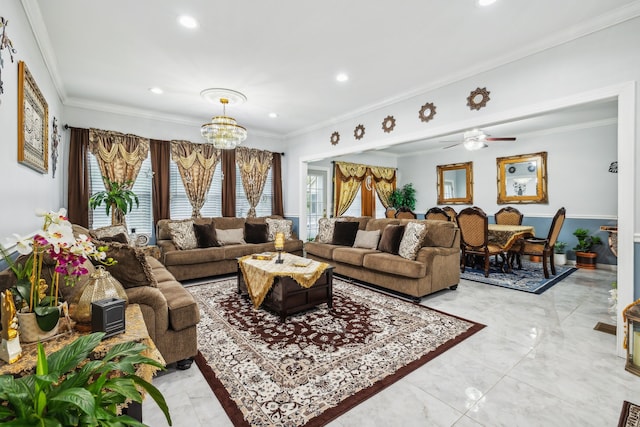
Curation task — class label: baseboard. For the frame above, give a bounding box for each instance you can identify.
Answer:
[564,260,618,272]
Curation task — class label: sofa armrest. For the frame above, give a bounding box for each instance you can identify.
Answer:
[415,246,458,264]
[125,286,169,341]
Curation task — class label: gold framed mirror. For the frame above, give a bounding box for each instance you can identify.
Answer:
[437,161,473,204]
[496,152,548,204]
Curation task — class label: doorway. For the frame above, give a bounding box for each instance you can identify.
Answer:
[306,167,330,240]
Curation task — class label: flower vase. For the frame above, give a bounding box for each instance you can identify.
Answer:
[17,311,59,343]
[71,266,128,332]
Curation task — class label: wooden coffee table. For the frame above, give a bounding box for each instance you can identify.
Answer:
[237,253,334,321]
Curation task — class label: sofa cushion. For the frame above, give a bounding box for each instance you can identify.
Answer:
[423,221,457,248]
[167,219,198,250]
[342,216,371,230]
[213,217,246,230]
[163,247,226,266]
[378,225,405,254]
[333,247,378,266]
[217,228,246,245]
[265,218,293,240]
[353,229,381,249]
[91,224,129,243]
[97,232,129,244]
[332,221,359,246]
[305,241,340,259]
[363,252,427,279]
[156,278,200,331]
[365,218,400,232]
[223,243,270,259]
[398,222,428,260]
[193,223,220,248]
[97,241,157,288]
[245,222,269,244]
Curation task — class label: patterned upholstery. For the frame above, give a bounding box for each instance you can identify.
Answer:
[442,206,458,226]
[495,206,523,225]
[425,207,450,222]
[510,207,566,279]
[457,206,505,277]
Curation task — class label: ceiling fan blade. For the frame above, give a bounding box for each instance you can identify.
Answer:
[442,143,462,149]
[485,137,516,141]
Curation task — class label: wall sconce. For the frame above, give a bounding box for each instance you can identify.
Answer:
[274,232,285,264]
[623,301,640,376]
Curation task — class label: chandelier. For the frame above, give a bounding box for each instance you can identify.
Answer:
[200,89,248,149]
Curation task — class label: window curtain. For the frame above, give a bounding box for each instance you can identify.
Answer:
[235,146,273,218]
[170,140,221,218]
[222,149,236,217]
[67,127,90,227]
[369,166,396,209]
[150,139,170,224]
[88,128,150,225]
[334,162,368,216]
[271,153,284,217]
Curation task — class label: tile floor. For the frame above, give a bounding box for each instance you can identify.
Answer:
[143,267,640,427]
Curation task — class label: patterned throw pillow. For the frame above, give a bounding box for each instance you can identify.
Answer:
[167,219,198,250]
[90,224,129,243]
[316,218,341,243]
[265,218,293,241]
[398,222,428,260]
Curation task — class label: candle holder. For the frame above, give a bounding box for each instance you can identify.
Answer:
[275,232,285,264]
[624,302,640,376]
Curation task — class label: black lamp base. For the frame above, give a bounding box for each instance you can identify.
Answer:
[275,251,284,264]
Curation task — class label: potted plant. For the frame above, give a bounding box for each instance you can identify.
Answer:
[572,228,603,269]
[554,241,567,266]
[0,332,172,426]
[89,176,139,227]
[389,183,417,212]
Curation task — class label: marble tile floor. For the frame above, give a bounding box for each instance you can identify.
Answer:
[143,267,640,427]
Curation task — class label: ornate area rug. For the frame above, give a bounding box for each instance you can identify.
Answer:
[188,277,484,427]
[619,401,640,427]
[460,260,576,294]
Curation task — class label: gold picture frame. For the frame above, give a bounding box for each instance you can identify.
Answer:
[18,61,48,174]
[437,161,473,205]
[496,152,548,204]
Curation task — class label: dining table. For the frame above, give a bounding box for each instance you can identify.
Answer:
[488,224,536,251]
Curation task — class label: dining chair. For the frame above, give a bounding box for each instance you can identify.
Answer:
[442,206,458,226]
[494,206,524,225]
[425,207,450,221]
[510,207,566,279]
[457,206,506,277]
[385,207,397,218]
[395,208,417,219]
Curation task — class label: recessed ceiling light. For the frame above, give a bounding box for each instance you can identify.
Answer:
[178,15,198,29]
[478,0,497,6]
[149,87,163,95]
[336,73,349,82]
[268,112,279,118]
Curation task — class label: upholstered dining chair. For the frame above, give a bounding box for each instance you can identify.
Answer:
[395,208,417,219]
[425,207,450,221]
[442,206,458,226]
[457,206,506,277]
[385,207,397,218]
[494,206,524,225]
[510,207,566,279]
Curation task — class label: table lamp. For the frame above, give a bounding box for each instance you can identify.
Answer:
[624,301,640,376]
[275,232,285,264]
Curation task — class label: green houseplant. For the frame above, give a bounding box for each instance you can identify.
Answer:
[572,228,603,269]
[89,177,139,227]
[389,183,417,212]
[0,332,172,426]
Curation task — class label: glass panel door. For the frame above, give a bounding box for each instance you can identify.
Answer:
[306,169,327,240]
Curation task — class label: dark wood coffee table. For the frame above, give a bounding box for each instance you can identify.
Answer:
[237,255,334,321]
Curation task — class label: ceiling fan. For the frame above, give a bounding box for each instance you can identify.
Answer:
[442,129,516,150]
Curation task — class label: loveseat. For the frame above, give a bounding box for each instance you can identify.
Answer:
[305,217,460,300]
[156,216,304,281]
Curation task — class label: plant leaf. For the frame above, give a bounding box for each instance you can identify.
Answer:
[33,306,60,332]
[130,375,172,425]
[47,333,104,375]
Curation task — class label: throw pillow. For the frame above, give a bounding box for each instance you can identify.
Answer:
[94,241,157,288]
[167,219,198,250]
[352,229,382,249]
[316,217,340,243]
[216,228,246,245]
[245,222,269,244]
[398,222,428,260]
[377,224,406,255]
[265,218,293,241]
[332,221,360,246]
[96,232,129,244]
[193,223,220,248]
[90,224,129,243]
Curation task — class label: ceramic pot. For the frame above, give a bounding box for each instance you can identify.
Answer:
[555,253,567,265]
[17,311,59,343]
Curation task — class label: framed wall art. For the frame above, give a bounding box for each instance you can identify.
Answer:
[18,61,48,173]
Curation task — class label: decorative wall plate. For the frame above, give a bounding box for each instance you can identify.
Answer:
[382,115,396,133]
[418,102,436,123]
[354,124,365,140]
[330,131,340,145]
[467,87,490,111]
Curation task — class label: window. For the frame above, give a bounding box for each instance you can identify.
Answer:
[236,165,273,217]
[342,187,362,217]
[88,154,153,234]
[169,162,222,219]
[375,193,387,219]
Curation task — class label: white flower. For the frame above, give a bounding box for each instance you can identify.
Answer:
[48,208,69,225]
[6,234,33,255]
[43,223,75,253]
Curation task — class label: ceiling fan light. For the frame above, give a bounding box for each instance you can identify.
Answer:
[463,138,486,151]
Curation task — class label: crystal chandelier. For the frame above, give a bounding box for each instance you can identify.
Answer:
[200,89,248,149]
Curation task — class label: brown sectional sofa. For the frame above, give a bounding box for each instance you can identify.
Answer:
[305,217,460,300]
[156,216,304,281]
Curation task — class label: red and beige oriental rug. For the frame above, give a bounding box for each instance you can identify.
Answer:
[188,277,484,427]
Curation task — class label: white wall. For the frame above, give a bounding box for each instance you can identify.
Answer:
[0,1,64,242]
